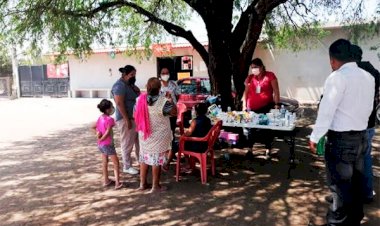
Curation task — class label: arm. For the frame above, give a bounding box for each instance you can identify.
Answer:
[242,76,251,111]
[309,74,345,152]
[91,122,102,139]
[99,125,112,141]
[271,78,280,109]
[114,94,131,129]
[184,120,197,136]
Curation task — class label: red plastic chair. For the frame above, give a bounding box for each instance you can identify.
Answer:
[176,120,223,184]
[176,103,187,135]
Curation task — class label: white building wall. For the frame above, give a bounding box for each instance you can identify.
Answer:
[254,28,379,103]
[68,28,380,103]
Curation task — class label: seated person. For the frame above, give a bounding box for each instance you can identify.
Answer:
[184,103,212,153]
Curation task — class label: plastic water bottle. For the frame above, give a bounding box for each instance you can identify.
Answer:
[317,136,326,156]
[191,106,196,119]
[280,105,286,118]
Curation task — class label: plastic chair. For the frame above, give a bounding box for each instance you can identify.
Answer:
[176,103,187,135]
[176,120,223,184]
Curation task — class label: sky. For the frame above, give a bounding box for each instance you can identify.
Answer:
[179,0,380,44]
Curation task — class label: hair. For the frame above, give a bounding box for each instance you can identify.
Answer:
[160,67,169,73]
[195,102,208,116]
[97,99,113,114]
[147,77,161,96]
[119,65,136,75]
[329,39,353,62]
[250,58,266,71]
[350,44,363,62]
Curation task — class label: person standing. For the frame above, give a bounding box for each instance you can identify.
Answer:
[112,65,140,175]
[351,44,379,203]
[242,58,280,159]
[159,67,179,169]
[134,77,177,193]
[309,39,374,225]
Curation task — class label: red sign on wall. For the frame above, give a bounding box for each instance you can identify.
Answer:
[47,64,69,78]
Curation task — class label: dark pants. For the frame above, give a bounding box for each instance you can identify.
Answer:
[325,130,367,226]
[246,102,275,149]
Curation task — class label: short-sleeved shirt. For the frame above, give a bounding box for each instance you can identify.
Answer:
[160,80,179,104]
[111,78,140,121]
[245,71,277,111]
[96,115,115,146]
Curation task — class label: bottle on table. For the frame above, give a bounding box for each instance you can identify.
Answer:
[280,105,286,118]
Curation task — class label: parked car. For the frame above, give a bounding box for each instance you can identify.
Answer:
[176,77,300,112]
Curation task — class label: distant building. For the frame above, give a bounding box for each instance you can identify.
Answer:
[60,26,380,103]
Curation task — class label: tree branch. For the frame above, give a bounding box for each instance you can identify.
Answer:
[231,0,260,50]
[49,0,209,65]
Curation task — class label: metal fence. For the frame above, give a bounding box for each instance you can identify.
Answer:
[18,65,69,97]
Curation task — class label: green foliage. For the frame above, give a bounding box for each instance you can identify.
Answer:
[0,0,190,61]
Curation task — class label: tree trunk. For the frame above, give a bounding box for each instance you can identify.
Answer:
[10,43,20,98]
[208,39,233,111]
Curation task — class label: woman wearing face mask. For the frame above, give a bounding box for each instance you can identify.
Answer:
[242,58,280,159]
[111,65,141,175]
[158,67,179,171]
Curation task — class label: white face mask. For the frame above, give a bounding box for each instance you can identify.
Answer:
[161,74,170,81]
[251,68,260,75]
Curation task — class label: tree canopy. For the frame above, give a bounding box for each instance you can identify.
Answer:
[0,0,379,106]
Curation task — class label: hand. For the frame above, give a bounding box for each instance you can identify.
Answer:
[309,141,317,154]
[125,118,132,130]
[274,104,279,109]
[96,131,102,139]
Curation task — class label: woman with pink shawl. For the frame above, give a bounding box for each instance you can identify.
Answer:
[134,77,177,193]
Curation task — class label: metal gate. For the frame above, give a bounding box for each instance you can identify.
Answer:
[19,65,70,97]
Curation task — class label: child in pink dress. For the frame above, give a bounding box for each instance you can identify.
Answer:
[93,99,123,189]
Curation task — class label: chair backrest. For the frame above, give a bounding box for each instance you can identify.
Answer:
[207,120,223,149]
[176,103,187,135]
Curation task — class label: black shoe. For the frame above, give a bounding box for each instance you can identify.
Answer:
[325,195,333,204]
[245,150,254,161]
[363,197,374,204]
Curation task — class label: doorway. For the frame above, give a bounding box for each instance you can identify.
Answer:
[157,55,193,81]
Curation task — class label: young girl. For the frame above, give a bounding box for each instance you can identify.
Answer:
[134,77,177,193]
[93,99,123,190]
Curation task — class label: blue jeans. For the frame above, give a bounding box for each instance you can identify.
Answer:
[363,127,375,199]
[325,130,367,226]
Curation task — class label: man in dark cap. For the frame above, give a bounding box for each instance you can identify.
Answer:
[351,44,379,203]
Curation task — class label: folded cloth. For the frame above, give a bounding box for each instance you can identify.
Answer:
[134,92,151,140]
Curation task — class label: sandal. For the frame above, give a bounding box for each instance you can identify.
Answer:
[137,183,152,191]
[115,182,124,190]
[103,179,114,187]
[148,185,168,194]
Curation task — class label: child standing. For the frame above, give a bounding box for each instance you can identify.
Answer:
[93,99,123,190]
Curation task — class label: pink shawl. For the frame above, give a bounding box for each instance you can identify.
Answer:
[134,92,151,140]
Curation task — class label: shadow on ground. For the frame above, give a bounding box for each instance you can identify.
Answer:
[0,107,379,226]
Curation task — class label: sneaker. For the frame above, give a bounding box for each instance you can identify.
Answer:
[123,167,139,175]
[264,149,271,160]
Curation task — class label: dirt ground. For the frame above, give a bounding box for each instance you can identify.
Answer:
[0,98,379,226]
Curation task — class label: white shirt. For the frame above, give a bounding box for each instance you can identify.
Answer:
[310,62,374,143]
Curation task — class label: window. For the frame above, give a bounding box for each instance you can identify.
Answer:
[200,79,211,94]
[179,79,197,94]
